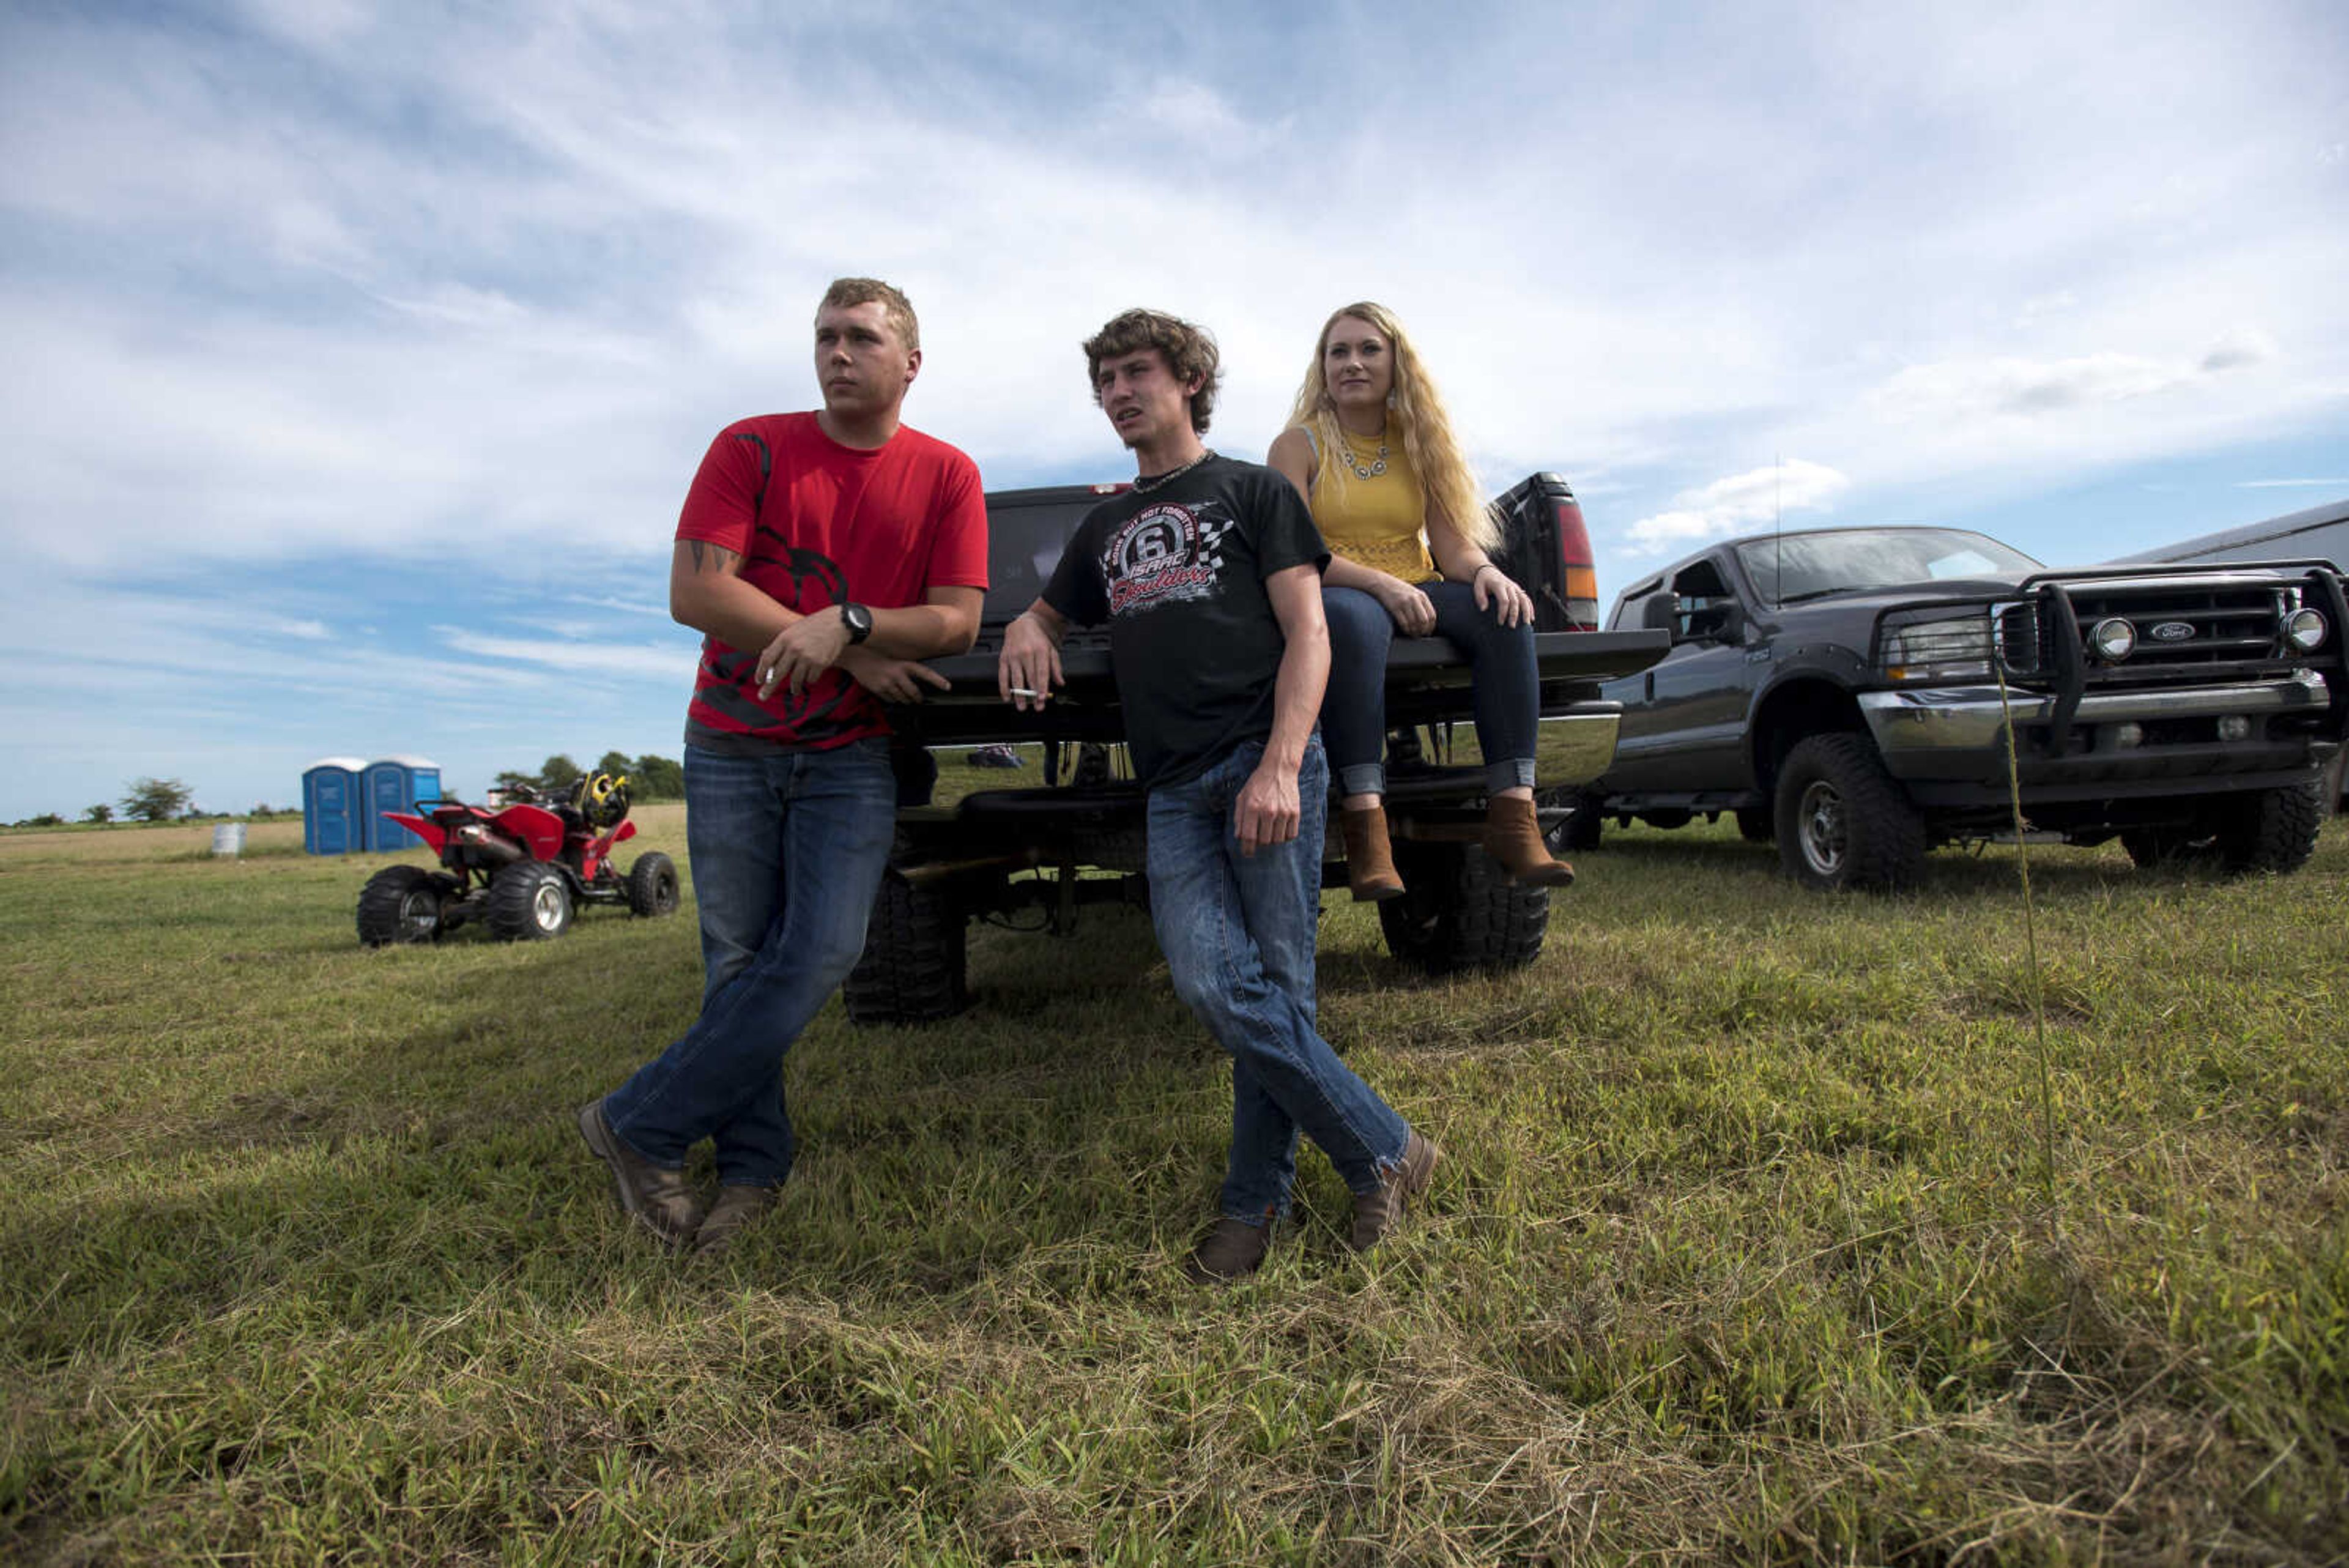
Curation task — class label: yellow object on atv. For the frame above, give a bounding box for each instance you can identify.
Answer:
[573,771,632,830]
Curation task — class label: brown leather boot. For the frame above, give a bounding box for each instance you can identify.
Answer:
[1483,795,1575,886]
[1340,805,1406,901]
[1350,1129,1441,1251]
[1184,1215,1273,1283]
[694,1182,782,1257]
[577,1101,706,1249]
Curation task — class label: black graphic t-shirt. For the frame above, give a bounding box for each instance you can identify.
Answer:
[1044,455,1329,789]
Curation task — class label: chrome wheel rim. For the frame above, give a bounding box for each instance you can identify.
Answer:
[398,887,439,938]
[1797,781,1846,877]
[532,880,566,931]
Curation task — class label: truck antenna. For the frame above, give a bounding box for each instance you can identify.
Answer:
[1774,453,1783,604]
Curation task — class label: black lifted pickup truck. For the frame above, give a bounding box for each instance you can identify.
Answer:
[1572,525,2349,890]
[841,474,1668,1023]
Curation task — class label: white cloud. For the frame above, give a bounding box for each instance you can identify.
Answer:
[432,628,689,680]
[4,0,2347,816]
[1625,460,1851,554]
[1866,352,2184,420]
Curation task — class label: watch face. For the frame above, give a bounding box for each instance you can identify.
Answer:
[843,603,873,641]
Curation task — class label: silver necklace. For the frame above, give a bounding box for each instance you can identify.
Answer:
[1133,448,1214,493]
[1340,436,1388,479]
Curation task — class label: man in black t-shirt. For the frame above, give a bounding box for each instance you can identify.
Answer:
[1000,308,1441,1283]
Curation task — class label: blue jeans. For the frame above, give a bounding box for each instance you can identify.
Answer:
[1322,581,1540,798]
[601,740,897,1186]
[1146,737,1411,1224]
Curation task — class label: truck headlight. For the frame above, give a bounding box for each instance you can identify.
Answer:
[2285,608,2327,652]
[1879,612,1993,682]
[2090,617,2136,661]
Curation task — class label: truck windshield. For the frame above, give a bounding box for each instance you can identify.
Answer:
[1735,529,2041,604]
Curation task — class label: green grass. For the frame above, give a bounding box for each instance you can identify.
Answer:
[4,807,2345,1564]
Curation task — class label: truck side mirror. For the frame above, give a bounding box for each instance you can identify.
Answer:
[1641,595,1679,634]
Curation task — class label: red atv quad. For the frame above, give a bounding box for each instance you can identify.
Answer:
[356,773,680,945]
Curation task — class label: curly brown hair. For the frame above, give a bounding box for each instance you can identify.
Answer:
[1082,308,1222,434]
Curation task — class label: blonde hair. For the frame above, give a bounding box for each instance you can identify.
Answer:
[818,277,919,353]
[1284,302,1496,553]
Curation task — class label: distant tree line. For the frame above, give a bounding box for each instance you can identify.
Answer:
[491,752,685,801]
[13,759,682,832]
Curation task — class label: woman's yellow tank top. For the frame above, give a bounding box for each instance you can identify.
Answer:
[1306,424,1438,583]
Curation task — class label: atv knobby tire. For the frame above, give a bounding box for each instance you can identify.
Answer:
[626,852,681,917]
[1377,841,1548,975]
[1774,733,1927,891]
[2215,781,2326,875]
[844,871,968,1025]
[357,865,451,946]
[486,861,574,941]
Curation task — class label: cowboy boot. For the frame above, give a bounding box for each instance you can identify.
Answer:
[1483,795,1575,886]
[1340,804,1405,901]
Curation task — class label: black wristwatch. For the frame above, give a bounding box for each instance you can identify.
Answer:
[841,602,874,644]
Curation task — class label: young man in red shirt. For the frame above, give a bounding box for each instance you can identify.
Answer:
[581,278,987,1254]
[999,309,1438,1282]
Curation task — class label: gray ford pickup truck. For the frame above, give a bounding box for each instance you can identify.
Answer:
[1569,525,2348,890]
[843,473,1668,1022]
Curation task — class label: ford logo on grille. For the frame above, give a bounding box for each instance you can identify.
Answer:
[2150,621,2196,642]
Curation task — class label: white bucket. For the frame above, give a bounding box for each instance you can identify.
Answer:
[211,823,246,858]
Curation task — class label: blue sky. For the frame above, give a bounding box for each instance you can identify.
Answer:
[2,0,2343,821]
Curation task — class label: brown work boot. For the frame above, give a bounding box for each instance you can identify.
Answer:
[694,1182,782,1257]
[1483,795,1575,886]
[1183,1215,1273,1283]
[1340,804,1406,901]
[1349,1130,1441,1251]
[576,1101,705,1249]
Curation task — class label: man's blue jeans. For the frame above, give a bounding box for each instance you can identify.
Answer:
[601,740,896,1187]
[1145,736,1411,1224]
[1322,581,1541,798]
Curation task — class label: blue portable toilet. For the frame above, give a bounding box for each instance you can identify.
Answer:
[302,757,368,855]
[364,756,445,851]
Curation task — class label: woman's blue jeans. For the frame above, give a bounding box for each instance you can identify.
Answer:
[1321,581,1540,798]
[1145,737,1411,1224]
[601,740,897,1187]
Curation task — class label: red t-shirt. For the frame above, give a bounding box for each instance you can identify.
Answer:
[677,412,988,751]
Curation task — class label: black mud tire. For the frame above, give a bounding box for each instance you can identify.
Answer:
[1734,806,1774,843]
[844,872,968,1025]
[2120,822,2202,871]
[486,861,574,941]
[357,865,449,946]
[1773,734,1927,891]
[2215,782,2326,875]
[1551,787,1603,853]
[1377,841,1549,975]
[626,852,680,917]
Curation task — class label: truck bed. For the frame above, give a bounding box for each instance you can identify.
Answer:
[891,628,1670,749]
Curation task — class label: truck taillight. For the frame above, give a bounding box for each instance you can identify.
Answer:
[1554,498,1600,631]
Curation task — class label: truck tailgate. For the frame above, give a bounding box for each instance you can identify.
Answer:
[892,630,1669,747]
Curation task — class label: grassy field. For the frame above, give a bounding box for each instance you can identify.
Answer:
[3,797,2345,1564]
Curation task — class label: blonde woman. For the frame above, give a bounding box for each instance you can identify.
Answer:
[1269,302,1573,899]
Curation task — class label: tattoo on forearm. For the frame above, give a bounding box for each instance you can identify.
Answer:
[687,541,740,574]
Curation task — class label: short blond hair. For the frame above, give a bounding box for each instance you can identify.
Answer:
[818,277,919,353]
